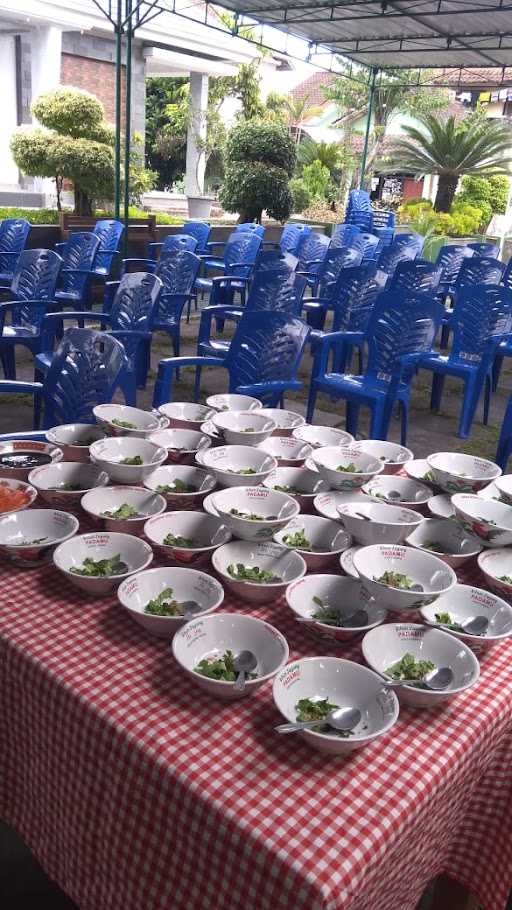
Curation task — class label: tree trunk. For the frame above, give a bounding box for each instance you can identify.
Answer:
[238,209,261,224]
[55,175,63,212]
[74,185,93,216]
[434,174,458,212]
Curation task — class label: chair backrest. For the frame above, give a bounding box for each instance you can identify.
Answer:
[451,285,512,362]
[435,244,473,286]
[246,257,306,315]
[234,223,266,237]
[110,272,162,332]
[394,232,425,254]
[0,218,30,275]
[297,233,331,269]
[156,249,201,296]
[184,221,211,253]
[366,291,443,383]
[11,248,62,301]
[330,224,361,248]
[225,311,310,399]
[330,263,382,333]
[161,233,198,256]
[347,189,372,213]
[93,219,124,274]
[60,232,101,297]
[319,245,364,292]
[224,233,262,275]
[370,209,396,230]
[41,328,126,428]
[455,256,505,289]
[502,256,512,290]
[467,241,499,259]
[387,259,441,293]
[377,240,418,278]
[279,223,312,255]
[358,232,380,261]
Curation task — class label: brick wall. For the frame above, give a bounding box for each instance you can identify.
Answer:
[61,53,125,125]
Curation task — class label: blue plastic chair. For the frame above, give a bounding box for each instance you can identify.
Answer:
[370,210,395,254]
[387,259,441,294]
[234,223,266,237]
[501,256,512,290]
[273,223,312,256]
[0,327,126,429]
[121,233,198,274]
[376,239,419,283]
[440,256,506,347]
[152,249,201,357]
[183,221,211,253]
[54,232,101,310]
[330,224,361,248]
[154,310,310,408]
[302,244,364,308]
[196,232,262,301]
[0,249,62,379]
[92,219,124,276]
[496,391,512,469]
[306,290,443,443]
[358,233,380,262]
[296,233,332,292]
[418,285,512,438]
[467,242,499,258]
[0,219,31,287]
[35,272,162,407]
[435,244,474,297]
[394,232,425,255]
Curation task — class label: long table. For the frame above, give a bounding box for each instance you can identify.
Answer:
[1,547,512,910]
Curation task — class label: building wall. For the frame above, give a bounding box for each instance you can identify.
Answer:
[0,36,20,187]
[61,53,125,125]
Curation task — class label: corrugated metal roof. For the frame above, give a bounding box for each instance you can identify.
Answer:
[217,0,512,69]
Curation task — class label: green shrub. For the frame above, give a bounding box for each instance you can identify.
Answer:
[301,160,331,200]
[457,174,509,226]
[0,206,182,226]
[289,178,311,213]
[398,199,484,237]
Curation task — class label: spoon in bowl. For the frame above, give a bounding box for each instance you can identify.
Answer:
[296,608,369,627]
[180,600,204,620]
[377,666,454,690]
[454,615,489,636]
[233,650,258,692]
[275,706,362,734]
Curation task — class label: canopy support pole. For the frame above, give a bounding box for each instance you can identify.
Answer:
[123,0,133,255]
[359,66,378,190]
[114,0,123,220]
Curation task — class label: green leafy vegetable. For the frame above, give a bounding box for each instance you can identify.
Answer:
[227,563,281,583]
[195,648,257,682]
[157,480,195,494]
[499,574,512,584]
[12,537,48,546]
[144,587,185,616]
[230,507,272,521]
[163,532,197,548]
[336,463,358,473]
[374,570,414,589]
[296,697,351,738]
[112,418,137,429]
[101,503,140,520]
[422,541,450,553]
[434,611,463,632]
[70,554,128,577]
[74,437,98,447]
[282,528,314,551]
[121,455,143,465]
[273,484,300,494]
[311,595,343,626]
[385,652,435,682]
[51,482,83,491]
[230,467,257,475]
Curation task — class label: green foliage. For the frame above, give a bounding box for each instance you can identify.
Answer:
[397,198,484,237]
[289,178,311,213]
[145,77,188,190]
[296,138,341,177]
[457,174,509,225]
[302,160,331,200]
[0,206,182,225]
[32,87,114,143]
[220,120,296,222]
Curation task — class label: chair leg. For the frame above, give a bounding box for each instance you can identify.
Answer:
[483,374,491,426]
[430,373,445,412]
[458,375,480,439]
[492,354,504,393]
[345,401,360,437]
[306,383,318,423]
[400,401,409,446]
[193,366,202,402]
[0,345,16,380]
[440,323,450,349]
[121,370,137,407]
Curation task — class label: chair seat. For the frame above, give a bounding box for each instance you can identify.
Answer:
[419,353,484,378]
[198,340,230,358]
[34,352,52,372]
[202,258,225,271]
[315,372,408,406]
[153,318,179,335]
[2,325,38,339]
[55,289,82,301]
[195,277,212,292]
[0,272,14,283]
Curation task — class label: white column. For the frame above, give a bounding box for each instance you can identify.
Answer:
[30,26,62,200]
[0,36,19,188]
[185,72,209,197]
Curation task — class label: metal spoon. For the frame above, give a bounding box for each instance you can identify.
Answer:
[296,607,369,627]
[459,615,489,636]
[275,706,362,734]
[386,490,403,501]
[377,666,454,690]
[233,650,258,692]
[180,600,204,620]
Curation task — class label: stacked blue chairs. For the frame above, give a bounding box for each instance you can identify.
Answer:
[394,232,425,255]
[0,328,126,429]
[358,232,380,263]
[496,392,512,469]
[330,224,361,248]
[195,232,262,302]
[296,233,331,292]
[440,255,506,347]
[467,241,499,258]
[370,209,395,251]
[54,232,100,310]
[435,244,473,298]
[183,221,211,253]
[501,256,512,290]
[0,219,31,287]
[345,189,373,231]
[376,238,419,283]
[306,290,443,443]
[121,233,198,274]
[418,285,512,438]
[153,310,310,408]
[152,250,201,357]
[36,272,162,407]
[387,259,441,294]
[0,249,62,379]
[234,223,266,237]
[92,219,124,277]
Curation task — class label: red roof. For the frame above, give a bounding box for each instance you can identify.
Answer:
[289,72,335,106]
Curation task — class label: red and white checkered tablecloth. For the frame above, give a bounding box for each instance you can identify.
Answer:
[1,545,512,910]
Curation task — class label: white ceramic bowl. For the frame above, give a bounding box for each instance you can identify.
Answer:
[427,494,454,519]
[0,478,37,516]
[479,482,507,503]
[404,458,439,487]
[406,517,481,568]
[148,428,211,465]
[477,548,512,601]
[212,540,306,604]
[362,475,432,508]
[263,467,329,512]
[143,464,217,508]
[339,545,361,578]
[199,419,223,445]
[89,437,167,484]
[211,410,276,447]
[337,501,423,546]
[292,425,354,448]
[143,511,232,566]
[46,424,106,462]
[81,486,166,534]
[362,623,480,708]
[0,440,63,481]
[93,404,165,438]
[0,508,79,566]
[351,440,413,474]
[427,452,501,494]
[451,493,512,548]
[272,657,399,755]
[420,584,512,650]
[199,445,277,488]
[313,489,375,521]
[212,486,299,541]
[172,612,289,699]
[28,462,109,507]
[206,393,262,412]
[158,401,216,430]
[53,531,153,596]
[311,446,383,491]
[257,408,305,436]
[257,436,312,467]
[353,544,457,612]
[493,474,512,505]
[117,566,224,638]
[286,574,387,642]
[273,514,351,570]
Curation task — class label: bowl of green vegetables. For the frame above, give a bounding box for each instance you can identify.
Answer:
[420,583,512,650]
[212,485,300,542]
[353,544,457,612]
[286,574,387,642]
[143,510,232,566]
[212,540,306,604]
[477,548,512,602]
[143,464,217,509]
[81,486,167,535]
[273,514,351,570]
[172,612,289,699]
[93,404,166,438]
[311,446,383,491]
[53,531,153,596]
[117,566,224,638]
[406,517,481,568]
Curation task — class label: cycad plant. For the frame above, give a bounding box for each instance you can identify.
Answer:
[387,113,512,212]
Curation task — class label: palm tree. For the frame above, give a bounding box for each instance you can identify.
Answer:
[387,113,512,212]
